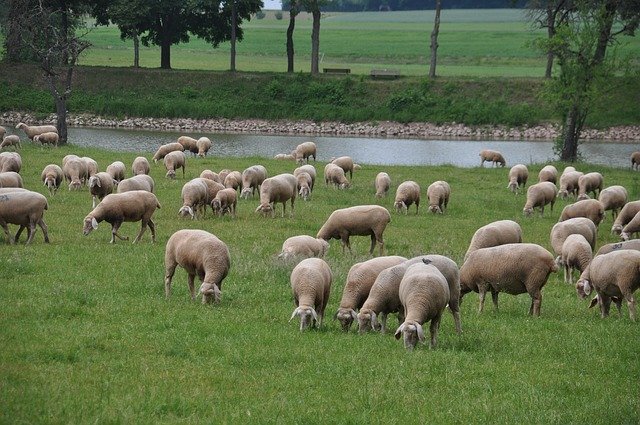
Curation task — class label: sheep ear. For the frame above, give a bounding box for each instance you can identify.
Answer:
[370,312,378,330]
[311,308,319,323]
[255,205,262,213]
[394,324,404,340]
[583,280,591,295]
[289,307,300,322]
[415,322,425,342]
[588,296,599,309]
[187,206,194,218]
[91,217,98,230]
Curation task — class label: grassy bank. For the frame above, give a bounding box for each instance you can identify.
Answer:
[1,143,639,423]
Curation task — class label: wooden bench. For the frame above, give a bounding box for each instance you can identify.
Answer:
[323,68,351,74]
[370,69,401,79]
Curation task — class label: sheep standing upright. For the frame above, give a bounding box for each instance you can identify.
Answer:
[294,142,317,164]
[15,123,57,140]
[596,239,640,256]
[33,132,59,147]
[211,188,237,218]
[523,181,557,217]
[620,211,640,241]
[152,142,184,163]
[178,179,209,219]
[164,229,231,304]
[255,173,297,218]
[632,152,640,170]
[63,157,89,190]
[375,172,391,198]
[464,219,523,261]
[41,164,63,196]
[0,190,50,244]
[427,180,451,214]
[117,175,155,194]
[479,149,506,167]
[296,172,313,201]
[106,161,126,183]
[394,181,420,214]
[290,258,332,331]
[316,205,391,255]
[0,172,23,188]
[507,164,528,194]
[598,185,627,220]
[0,152,21,173]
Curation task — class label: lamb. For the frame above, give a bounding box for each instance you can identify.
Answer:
[459,243,558,316]
[611,200,640,235]
[331,156,354,179]
[598,185,627,220]
[40,164,63,196]
[0,152,21,173]
[82,157,99,178]
[278,235,330,262]
[464,219,523,261]
[33,132,59,147]
[152,142,184,163]
[164,229,230,304]
[15,123,57,140]
[223,171,242,192]
[523,181,557,217]
[164,151,186,179]
[575,250,640,321]
[631,151,640,170]
[178,178,209,219]
[620,211,640,241]
[507,164,528,194]
[479,149,506,167]
[394,262,450,350]
[106,161,126,183]
[427,180,451,214]
[0,190,49,244]
[324,163,350,189]
[558,199,605,227]
[558,234,592,285]
[132,156,150,175]
[197,137,212,157]
[375,172,391,198]
[296,172,313,201]
[393,180,420,214]
[88,172,116,208]
[293,165,316,191]
[550,217,598,259]
[316,205,391,255]
[117,175,155,194]
[538,164,558,184]
[239,165,267,200]
[211,188,237,218]
[255,173,298,218]
[294,142,317,164]
[177,136,199,155]
[335,255,407,332]
[558,170,584,199]
[63,157,88,190]
[0,172,23,188]
[0,135,21,150]
[577,172,604,200]
[289,258,333,331]
[596,239,640,256]
[82,190,161,244]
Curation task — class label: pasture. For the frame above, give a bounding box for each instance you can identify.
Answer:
[1,142,639,423]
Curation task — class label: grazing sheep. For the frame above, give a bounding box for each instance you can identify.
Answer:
[596,239,640,256]
[164,229,230,304]
[0,152,21,173]
[223,171,242,192]
[393,180,420,214]
[611,200,640,235]
[549,217,598,259]
[132,156,150,175]
[218,169,232,183]
[290,258,333,331]
[81,157,98,179]
[294,165,316,192]
[575,250,640,321]
[598,185,627,220]
[62,154,80,167]
[558,199,605,227]
[0,171,23,188]
[0,190,49,244]
[324,163,351,189]
[152,142,184,163]
[507,164,528,194]
[427,180,451,214]
[15,123,57,140]
[178,179,209,219]
[375,172,391,198]
[479,149,506,167]
[197,137,212,157]
[33,132,59,147]
[331,156,355,179]
[538,165,558,184]
[558,170,584,199]
[82,190,160,244]
[296,172,313,201]
[577,172,604,200]
[177,136,199,156]
[255,173,298,218]
[240,165,268,199]
[117,175,155,194]
[106,161,125,183]
[395,262,450,350]
[63,157,88,190]
[558,234,592,285]
[211,188,237,218]
[335,256,407,332]
[200,169,221,183]
[523,181,557,217]
[631,152,640,170]
[0,135,21,150]
[460,243,558,316]
[199,178,226,215]
[620,211,640,241]
[465,219,523,261]
[88,172,116,208]
[274,153,295,161]
[316,205,391,255]
[164,151,186,179]
[294,142,317,164]
[40,164,63,196]
[278,235,330,262]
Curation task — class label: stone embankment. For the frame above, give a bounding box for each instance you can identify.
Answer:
[3,112,640,141]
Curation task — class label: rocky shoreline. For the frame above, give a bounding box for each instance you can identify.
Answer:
[3,111,640,142]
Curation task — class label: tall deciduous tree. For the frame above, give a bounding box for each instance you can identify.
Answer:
[429,0,442,78]
[526,0,573,78]
[286,0,299,72]
[301,0,324,74]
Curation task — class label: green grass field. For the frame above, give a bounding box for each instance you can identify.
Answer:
[1,143,639,423]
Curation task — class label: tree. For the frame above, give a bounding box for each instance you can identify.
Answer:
[286,0,300,72]
[301,0,328,74]
[429,0,442,78]
[526,1,573,78]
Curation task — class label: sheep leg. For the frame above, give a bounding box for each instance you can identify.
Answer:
[164,262,177,298]
[564,264,570,284]
[600,295,612,318]
[187,274,196,300]
[429,313,443,349]
[14,225,26,244]
[477,284,487,313]
[528,289,542,316]
[369,234,377,255]
[133,219,149,243]
[449,300,462,334]
[1,222,14,244]
[624,294,636,322]
[24,222,37,245]
[147,219,156,243]
[290,198,295,218]
[379,313,387,333]
[92,195,97,209]
[490,288,499,312]
[110,221,128,243]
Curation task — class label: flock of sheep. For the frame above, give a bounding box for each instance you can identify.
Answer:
[2,123,640,351]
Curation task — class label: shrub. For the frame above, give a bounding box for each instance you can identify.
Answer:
[255,11,266,19]
[274,11,283,20]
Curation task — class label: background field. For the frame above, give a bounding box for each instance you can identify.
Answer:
[1,143,639,423]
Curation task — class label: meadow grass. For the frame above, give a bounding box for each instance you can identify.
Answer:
[1,142,639,423]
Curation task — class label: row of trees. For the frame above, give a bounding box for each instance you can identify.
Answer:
[282,0,528,11]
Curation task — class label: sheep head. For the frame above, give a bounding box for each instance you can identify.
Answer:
[178,206,195,219]
[523,207,534,217]
[335,308,357,332]
[558,189,569,199]
[83,216,99,236]
[299,186,309,200]
[577,194,590,201]
[240,188,252,200]
[200,282,221,304]
[166,169,176,179]
[211,199,222,214]
[611,224,622,235]
[255,203,274,217]
[290,306,318,331]
[507,182,517,193]
[620,231,631,241]
[357,309,379,334]
[429,205,442,214]
[69,180,82,191]
[394,201,407,214]
[394,321,425,350]
[575,277,592,299]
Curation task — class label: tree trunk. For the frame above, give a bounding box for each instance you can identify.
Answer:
[545,5,555,78]
[593,0,616,65]
[286,6,297,73]
[310,8,321,75]
[46,75,68,144]
[133,31,140,68]
[429,0,442,78]
[160,37,171,69]
[230,0,237,72]
[560,104,581,162]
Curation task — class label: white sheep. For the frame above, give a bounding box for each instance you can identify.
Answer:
[15,122,57,140]
[218,169,232,183]
[558,199,605,227]
[289,258,333,331]
[316,205,391,255]
[577,172,604,200]
[620,211,640,241]
[178,178,209,219]
[294,142,317,164]
[33,132,59,147]
[632,152,640,170]
[278,235,330,262]
[88,172,116,208]
[394,262,450,350]
[164,151,186,179]
[374,172,391,198]
[296,172,313,201]
[177,136,199,156]
[197,137,212,157]
[82,190,161,244]
[523,181,557,217]
[255,173,298,218]
[152,142,184,163]
[164,229,230,304]
[393,180,420,214]
[460,243,558,316]
[427,180,451,214]
[62,154,80,167]
[611,200,640,235]
[464,219,523,261]
[479,149,506,167]
[0,152,21,173]
[294,165,316,192]
[598,185,627,220]
[40,164,63,196]
[200,178,226,215]
[331,156,354,179]
[558,170,583,199]
[106,161,126,183]
[211,188,237,218]
[557,234,592,285]
[596,239,640,256]
[81,157,99,179]
[200,169,221,183]
[0,190,50,244]
[132,156,150,175]
[550,217,598,259]
[223,171,242,192]
[274,153,295,161]
[324,163,351,189]
[0,135,21,150]
[117,175,155,194]
[335,256,407,332]
[507,164,528,194]
[240,165,267,199]
[0,171,23,188]
[538,164,558,184]
[63,157,88,190]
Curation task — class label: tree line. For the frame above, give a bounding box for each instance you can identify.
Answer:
[283,0,528,11]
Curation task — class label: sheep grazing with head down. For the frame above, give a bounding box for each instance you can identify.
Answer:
[294,164,316,192]
[88,172,117,208]
[374,172,391,198]
[0,190,50,245]
[290,258,333,331]
[0,152,21,173]
[324,163,350,189]
[395,261,450,350]
[507,164,528,194]
[278,235,329,262]
[620,211,640,241]
[598,185,627,220]
[132,156,150,176]
[294,142,317,164]
[63,157,88,190]
[200,169,222,183]
[335,255,407,332]
[0,171,23,188]
[223,171,242,193]
[558,170,584,199]
[117,175,155,194]
[611,200,640,235]
[465,219,523,261]
[538,165,558,184]
[296,172,313,201]
[331,156,355,180]
[164,151,186,179]
[255,173,298,218]
[523,181,557,217]
[557,234,592,285]
[177,136,199,156]
[15,122,57,140]
[152,142,184,163]
[558,199,605,227]
[81,157,98,179]
[197,137,212,158]
[393,180,420,214]
[0,135,21,150]
[479,149,506,167]
[178,178,209,219]
[274,153,295,161]
[164,229,230,304]
[631,152,640,170]
[577,172,604,200]
[106,161,126,183]
[596,239,640,256]
[550,217,597,260]
[240,165,267,199]
[427,180,451,214]
[317,205,391,256]
[211,188,237,218]
[33,132,59,147]
[41,164,63,196]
